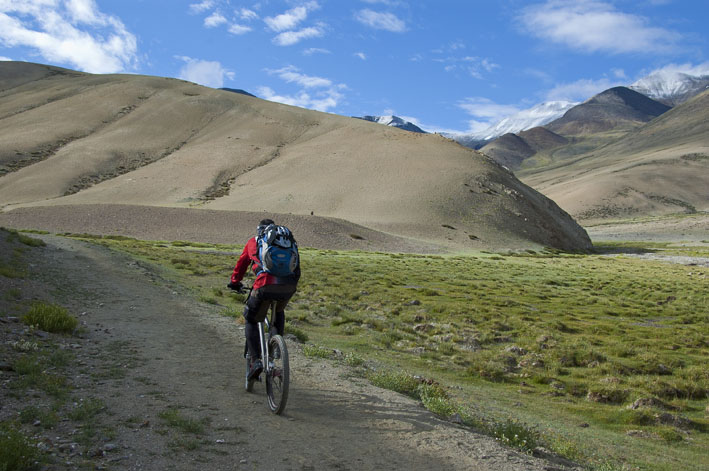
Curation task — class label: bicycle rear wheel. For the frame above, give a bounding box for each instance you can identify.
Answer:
[266,335,289,414]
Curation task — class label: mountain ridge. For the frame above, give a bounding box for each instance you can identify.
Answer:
[0,61,591,251]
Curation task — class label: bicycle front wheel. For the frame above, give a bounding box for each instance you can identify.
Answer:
[266,335,289,414]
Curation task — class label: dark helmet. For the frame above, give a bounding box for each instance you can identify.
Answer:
[257,218,275,236]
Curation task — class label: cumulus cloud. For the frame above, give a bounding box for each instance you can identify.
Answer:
[265,2,319,32]
[189,0,214,14]
[228,23,252,35]
[355,9,406,32]
[238,8,259,21]
[519,0,681,54]
[260,65,345,112]
[272,25,324,46]
[0,0,138,73]
[0,56,11,61]
[204,11,227,28]
[177,56,234,88]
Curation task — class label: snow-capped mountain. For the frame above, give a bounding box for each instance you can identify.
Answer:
[476,101,577,140]
[445,101,578,148]
[630,65,709,106]
[354,115,426,133]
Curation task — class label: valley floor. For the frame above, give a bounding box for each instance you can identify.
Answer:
[1,234,577,470]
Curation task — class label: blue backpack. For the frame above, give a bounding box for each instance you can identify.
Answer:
[257,225,298,277]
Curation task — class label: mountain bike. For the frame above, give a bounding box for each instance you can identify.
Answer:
[234,287,290,415]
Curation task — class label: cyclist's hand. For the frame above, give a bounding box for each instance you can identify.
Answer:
[227,281,243,292]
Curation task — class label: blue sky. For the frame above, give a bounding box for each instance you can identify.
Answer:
[1,0,707,134]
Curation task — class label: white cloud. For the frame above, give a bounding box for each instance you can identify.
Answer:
[457,97,522,134]
[272,25,324,46]
[355,9,406,32]
[638,61,709,79]
[265,2,319,32]
[260,65,345,112]
[0,56,11,61]
[228,23,251,35]
[189,0,214,14]
[354,52,366,60]
[544,77,622,102]
[303,47,330,55]
[0,0,138,73]
[238,8,259,21]
[204,11,227,28]
[437,56,499,79]
[177,56,234,88]
[268,65,331,88]
[519,0,681,54]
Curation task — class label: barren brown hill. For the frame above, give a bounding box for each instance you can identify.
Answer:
[0,61,591,251]
[517,127,569,152]
[479,133,535,170]
[521,89,709,223]
[546,87,670,136]
[480,128,568,171]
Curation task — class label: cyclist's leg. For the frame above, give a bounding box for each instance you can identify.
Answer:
[244,292,269,359]
[272,298,291,336]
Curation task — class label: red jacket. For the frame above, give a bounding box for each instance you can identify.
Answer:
[230,237,299,290]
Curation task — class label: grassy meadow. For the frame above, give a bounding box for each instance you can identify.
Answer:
[61,234,708,470]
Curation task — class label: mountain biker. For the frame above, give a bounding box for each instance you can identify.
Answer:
[227,219,300,381]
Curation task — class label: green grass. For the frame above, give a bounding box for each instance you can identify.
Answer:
[0,422,39,471]
[3,228,46,247]
[158,408,207,435]
[67,234,709,471]
[21,302,78,334]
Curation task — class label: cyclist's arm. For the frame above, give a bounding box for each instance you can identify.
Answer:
[231,238,255,283]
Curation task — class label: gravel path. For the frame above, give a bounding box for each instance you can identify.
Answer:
[2,234,580,470]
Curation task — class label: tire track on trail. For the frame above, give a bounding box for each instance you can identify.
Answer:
[36,235,579,471]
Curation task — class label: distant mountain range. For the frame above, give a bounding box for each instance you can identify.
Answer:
[630,69,709,106]
[354,115,426,133]
[453,101,578,142]
[359,67,708,148]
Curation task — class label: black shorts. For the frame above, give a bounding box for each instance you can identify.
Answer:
[244,284,297,323]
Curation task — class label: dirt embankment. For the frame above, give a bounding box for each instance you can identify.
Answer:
[1,234,580,470]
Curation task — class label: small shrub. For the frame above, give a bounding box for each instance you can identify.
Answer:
[285,325,309,342]
[198,295,218,305]
[656,426,684,442]
[22,302,78,334]
[0,422,39,471]
[419,384,455,417]
[68,398,106,421]
[490,420,538,453]
[158,408,205,434]
[303,344,332,359]
[343,352,365,367]
[19,406,59,429]
[368,370,421,398]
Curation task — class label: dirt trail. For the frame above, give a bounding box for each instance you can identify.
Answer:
[28,235,576,470]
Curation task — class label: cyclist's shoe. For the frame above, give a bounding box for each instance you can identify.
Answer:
[248,359,263,380]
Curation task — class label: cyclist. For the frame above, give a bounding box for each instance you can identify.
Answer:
[228,219,300,380]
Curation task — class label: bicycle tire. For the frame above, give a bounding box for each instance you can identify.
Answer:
[245,353,255,392]
[266,335,289,414]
